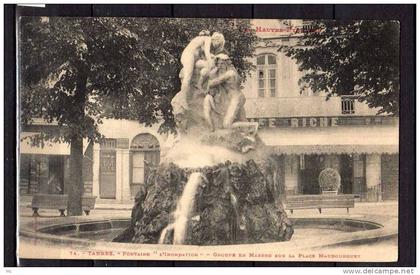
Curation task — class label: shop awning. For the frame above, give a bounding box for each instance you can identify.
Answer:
[258,125,399,155]
[20,132,70,155]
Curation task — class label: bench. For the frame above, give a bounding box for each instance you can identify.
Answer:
[31,194,68,217]
[82,196,97,215]
[285,194,355,214]
[31,193,97,216]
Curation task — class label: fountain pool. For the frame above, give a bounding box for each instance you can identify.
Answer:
[22,216,394,249]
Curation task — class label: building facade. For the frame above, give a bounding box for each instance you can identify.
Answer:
[19,119,174,205]
[241,20,399,202]
[19,19,399,205]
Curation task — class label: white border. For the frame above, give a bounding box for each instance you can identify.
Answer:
[1,1,417,273]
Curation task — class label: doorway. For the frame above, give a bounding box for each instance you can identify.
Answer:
[299,155,321,194]
[130,133,160,198]
[340,155,353,194]
[99,139,116,199]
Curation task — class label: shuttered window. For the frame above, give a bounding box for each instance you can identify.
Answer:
[257,54,277,97]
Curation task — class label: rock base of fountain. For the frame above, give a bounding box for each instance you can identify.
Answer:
[114,159,293,245]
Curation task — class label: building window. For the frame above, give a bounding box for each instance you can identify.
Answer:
[130,133,160,198]
[302,20,315,33]
[257,54,277,97]
[341,96,356,114]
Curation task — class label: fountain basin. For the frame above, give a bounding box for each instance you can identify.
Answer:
[21,216,394,249]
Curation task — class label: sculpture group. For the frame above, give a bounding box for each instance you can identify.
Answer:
[113,29,294,246]
[171,30,248,133]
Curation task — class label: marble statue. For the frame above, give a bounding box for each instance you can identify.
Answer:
[172,31,226,114]
[207,53,247,129]
[171,31,258,153]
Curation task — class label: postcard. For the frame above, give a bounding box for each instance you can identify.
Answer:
[17,17,399,262]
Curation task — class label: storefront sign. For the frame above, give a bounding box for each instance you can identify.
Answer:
[248,117,338,128]
[290,117,338,128]
[247,116,396,129]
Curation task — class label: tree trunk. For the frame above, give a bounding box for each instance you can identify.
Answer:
[67,70,88,216]
[67,135,84,216]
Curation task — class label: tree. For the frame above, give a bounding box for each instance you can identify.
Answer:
[19,17,258,215]
[280,20,399,115]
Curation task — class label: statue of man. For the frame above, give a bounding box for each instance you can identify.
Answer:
[207,54,246,129]
[201,54,228,131]
[172,31,226,114]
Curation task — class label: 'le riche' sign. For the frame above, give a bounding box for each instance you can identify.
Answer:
[248,116,394,128]
[248,117,339,128]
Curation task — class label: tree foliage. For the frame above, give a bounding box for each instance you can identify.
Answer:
[20,17,258,142]
[19,17,258,215]
[280,20,399,115]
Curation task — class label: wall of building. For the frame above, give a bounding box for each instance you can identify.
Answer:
[244,96,380,118]
[91,119,173,203]
[242,39,305,100]
[96,119,175,157]
[241,20,381,119]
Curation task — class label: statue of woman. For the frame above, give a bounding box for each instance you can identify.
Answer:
[172,32,225,114]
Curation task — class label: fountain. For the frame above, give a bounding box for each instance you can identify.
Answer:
[113,31,295,245]
[160,172,205,244]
